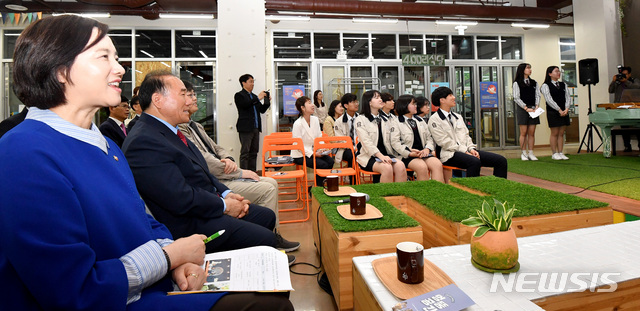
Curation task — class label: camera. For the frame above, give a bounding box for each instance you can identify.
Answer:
[616,65,626,82]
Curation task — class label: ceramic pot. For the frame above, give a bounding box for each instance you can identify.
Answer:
[470,228,519,270]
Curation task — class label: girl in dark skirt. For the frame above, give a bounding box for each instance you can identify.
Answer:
[513,63,540,161]
[540,66,571,160]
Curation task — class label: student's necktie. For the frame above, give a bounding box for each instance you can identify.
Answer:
[448,114,454,127]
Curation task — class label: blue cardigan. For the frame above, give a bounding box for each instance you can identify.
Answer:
[0,120,224,310]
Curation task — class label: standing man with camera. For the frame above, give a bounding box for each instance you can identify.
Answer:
[235,74,271,171]
[608,66,640,152]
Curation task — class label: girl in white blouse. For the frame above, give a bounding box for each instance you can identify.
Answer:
[312,90,327,130]
[292,96,334,185]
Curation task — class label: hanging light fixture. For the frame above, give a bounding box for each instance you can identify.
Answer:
[3,0,28,11]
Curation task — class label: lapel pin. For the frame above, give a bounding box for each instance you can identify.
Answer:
[113,155,119,161]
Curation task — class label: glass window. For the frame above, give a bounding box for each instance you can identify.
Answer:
[476,36,499,60]
[136,30,171,58]
[3,30,21,59]
[451,36,474,59]
[399,35,423,55]
[501,36,522,60]
[108,30,133,58]
[175,30,216,58]
[273,32,311,59]
[314,33,340,59]
[343,33,369,59]
[425,35,448,58]
[378,67,399,98]
[403,67,425,97]
[178,62,217,141]
[371,34,396,59]
[559,38,576,61]
[276,65,310,131]
[119,61,133,98]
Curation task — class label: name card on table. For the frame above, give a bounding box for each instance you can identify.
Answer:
[393,284,474,311]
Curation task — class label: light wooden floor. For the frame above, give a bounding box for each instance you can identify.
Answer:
[275,143,640,311]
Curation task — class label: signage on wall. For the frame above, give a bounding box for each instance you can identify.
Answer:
[430,82,450,112]
[401,54,446,66]
[480,81,499,109]
[283,85,305,116]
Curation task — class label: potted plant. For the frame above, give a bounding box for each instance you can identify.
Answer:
[461,199,519,273]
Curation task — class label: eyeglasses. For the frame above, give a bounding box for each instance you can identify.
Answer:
[118,103,129,108]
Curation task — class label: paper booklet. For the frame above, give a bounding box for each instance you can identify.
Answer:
[168,246,293,295]
[528,107,545,118]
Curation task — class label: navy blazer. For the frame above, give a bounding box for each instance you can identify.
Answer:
[0,107,28,139]
[98,118,126,148]
[234,89,270,133]
[126,114,139,134]
[122,113,231,240]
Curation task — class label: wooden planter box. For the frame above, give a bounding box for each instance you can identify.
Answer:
[384,196,613,248]
[311,198,423,311]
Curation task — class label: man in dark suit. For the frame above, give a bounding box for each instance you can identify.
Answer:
[126,95,141,133]
[234,74,270,171]
[122,71,280,256]
[0,107,28,139]
[98,95,129,148]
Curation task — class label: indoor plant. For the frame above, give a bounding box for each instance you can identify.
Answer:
[461,199,519,272]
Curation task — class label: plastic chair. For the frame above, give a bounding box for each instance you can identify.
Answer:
[263,132,298,197]
[262,137,309,223]
[312,136,358,187]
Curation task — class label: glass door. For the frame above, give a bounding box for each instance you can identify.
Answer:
[453,66,476,144]
[350,66,373,99]
[320,65,346,104]
[429,66,450,112]
[276,63,311,132]
[479,66,500,148]
[177,62,217,141]
[502,66,518,147]
[377,66,399,98]
[403,66,426,97]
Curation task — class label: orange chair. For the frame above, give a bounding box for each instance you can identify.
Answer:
[263,132,298,195]
[353,137,380,184]
[312,136,358,187]
[262,137,309,223]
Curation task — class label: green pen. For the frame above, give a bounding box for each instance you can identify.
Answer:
[203,229,225,244]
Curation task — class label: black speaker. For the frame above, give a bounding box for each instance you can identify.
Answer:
[579,58,599,85]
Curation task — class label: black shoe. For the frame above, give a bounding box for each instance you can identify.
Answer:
[275,232,300,252]
[288,254,296,266]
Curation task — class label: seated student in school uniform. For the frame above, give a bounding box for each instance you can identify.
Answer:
[354,90,407,183]
[414,96,431,123]
[428,87,508,179]
[323,100,343,137]
[389,94,445,183]
[379,92,397,123]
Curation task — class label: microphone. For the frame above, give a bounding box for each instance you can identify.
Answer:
[331,194,370,204]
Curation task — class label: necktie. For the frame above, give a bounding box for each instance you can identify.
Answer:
[448,114,454,127]
[120,123,127,136]
[407,118,417,130]
[525,79,530,86]
[176,129,188,147]
[349,118,355,144]
[250,93,259,129]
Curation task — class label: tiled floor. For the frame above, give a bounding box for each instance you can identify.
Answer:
[275,143,640,311]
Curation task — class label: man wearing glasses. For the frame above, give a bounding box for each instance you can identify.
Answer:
[99,95,130,148]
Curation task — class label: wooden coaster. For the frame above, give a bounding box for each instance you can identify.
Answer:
[336,204,383,220]
[371,256,455,300]
[323,186,356,197]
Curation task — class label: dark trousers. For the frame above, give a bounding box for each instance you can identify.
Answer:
[202,203,277,254]
[294,155,334,186]
[210,292,293,311]
[621,126,640,150]
[239,128,260,171]
[442,150,508,179]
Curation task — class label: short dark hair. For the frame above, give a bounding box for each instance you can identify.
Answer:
[621,66,632,74]
[104,95,129,116]
[415,96,430,111]
[380,92,394,102]
[182,80,194,92]
[340,93,357,108]
[239,74,253,87]
[130,95,140,109]
[328,100,341,118]
[431,87,453,107]
[138,70,173,111]
[295,96,311,115]
[361,90,381,118]
[394,94,415,116]
[13,15,109,109]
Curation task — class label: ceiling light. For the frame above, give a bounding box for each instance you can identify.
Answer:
[352,18,398,24]
[277,11,312,15]
[511,23,550,29]
[5,0,27,11]
[455,25,467,35]
[436,20,478,26]
[265,15,310,21]
[199,50,208,58]
[139,50,155,58]
[159,13,214,19]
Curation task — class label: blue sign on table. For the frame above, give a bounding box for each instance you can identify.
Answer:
[394,284,475,311]
[283,85,305,116]
[479,81,498,109]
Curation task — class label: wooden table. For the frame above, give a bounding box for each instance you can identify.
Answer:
[353,221,640,310]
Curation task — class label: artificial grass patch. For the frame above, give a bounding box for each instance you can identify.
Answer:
[507,153,640,200]
[312,177,608,232]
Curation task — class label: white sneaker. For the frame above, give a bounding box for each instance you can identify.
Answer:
[551,153,562,160]
[559,153,569,160]
[521,152,529,161]
[528,151,538,161]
